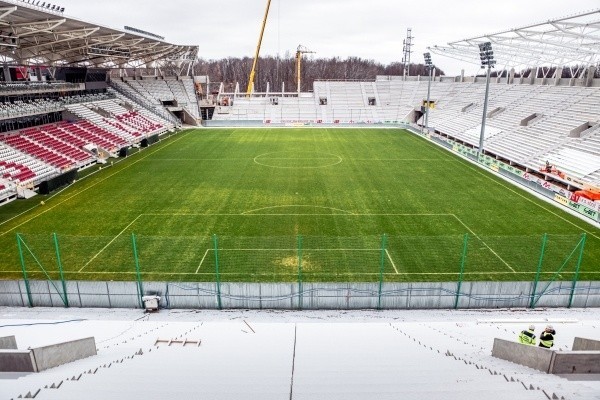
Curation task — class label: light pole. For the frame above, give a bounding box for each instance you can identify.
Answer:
[477,42,496,159]
[423,52,434,134]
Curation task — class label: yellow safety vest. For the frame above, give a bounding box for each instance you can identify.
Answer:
[519,329,536,345]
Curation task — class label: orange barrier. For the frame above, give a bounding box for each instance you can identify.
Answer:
[575,190,600,201]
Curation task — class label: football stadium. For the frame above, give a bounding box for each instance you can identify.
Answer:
[1,1,600,399]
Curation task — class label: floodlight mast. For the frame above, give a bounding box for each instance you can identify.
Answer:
[477,42,496,158]
[246,0,272,96]
[423,52,433,133]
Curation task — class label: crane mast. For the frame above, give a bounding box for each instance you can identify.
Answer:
[296,45,315,93]
[246,0,272,96]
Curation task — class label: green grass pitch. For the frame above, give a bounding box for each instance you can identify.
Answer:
[0,128,599,283]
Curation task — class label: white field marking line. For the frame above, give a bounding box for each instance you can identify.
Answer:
[148,158,253,161]
[0,142,143,229]
[78,214,144,272]
[451,214,516,273]
[216,248,380,251]
[0,181,76,229]
[142,212,455,217]
[13,270,599,276]
[0,130,194,238]
[253,151,343,169]
[352,159,461,162]
[242,205,356,215]
[195,249,210,274]
[456,159,600,240]
[385,249,399,274]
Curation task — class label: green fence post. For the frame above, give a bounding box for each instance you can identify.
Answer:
[297,234,303,311]
[53,233,69,308]
[529,233,547,309]
[454,233,469,309]
[131,233,144,309]
[213,234,222,310]
[377,234,387,310]
[16,233,33,308]
[568,233,587,308]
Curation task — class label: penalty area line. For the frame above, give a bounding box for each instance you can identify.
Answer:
[451,214,516,273]
[195,249,210,274]
[78,214,144,273]
[385,249,399,274]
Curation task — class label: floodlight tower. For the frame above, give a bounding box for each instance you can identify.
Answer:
[402,28,413,80]
[423,52,434,133]
[477,41,496,158]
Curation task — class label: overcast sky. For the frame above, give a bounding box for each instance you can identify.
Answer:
[54,0,599,76]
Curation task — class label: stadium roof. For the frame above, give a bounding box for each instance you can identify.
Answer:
[0,0,198,70]
[429,8,600,76]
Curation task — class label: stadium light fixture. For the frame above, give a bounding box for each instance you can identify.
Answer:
[423,52,434,134]
[477,42,495,158]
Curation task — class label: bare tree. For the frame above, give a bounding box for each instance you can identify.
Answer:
[194,56,444,92]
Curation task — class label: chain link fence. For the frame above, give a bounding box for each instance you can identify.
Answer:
[5,232,592,309]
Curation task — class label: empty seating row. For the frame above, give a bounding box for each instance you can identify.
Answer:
[0,143,57,185]
[116,111,164,134]
[60,120,128,150]
[108,85,179,128]
[66,102,141,143]
[0,134,73,169]
[121,78,200,119]
[21,127,95,164]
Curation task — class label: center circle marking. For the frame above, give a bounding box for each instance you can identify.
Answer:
[254,151,343,169]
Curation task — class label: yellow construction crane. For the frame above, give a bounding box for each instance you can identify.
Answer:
[296,45,315,93]
[246,0,272,96]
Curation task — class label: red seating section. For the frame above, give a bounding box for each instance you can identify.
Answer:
[0,108,164,191]
[116,111,163,135]
[66,120,129,150]
[1,134,74,169]
[21,127,94,163]
[0,160,36,182]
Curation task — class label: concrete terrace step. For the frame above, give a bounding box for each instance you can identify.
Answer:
[292,388,549,400]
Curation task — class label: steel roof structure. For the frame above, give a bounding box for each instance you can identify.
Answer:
[429,8,600,76]
[0,0,198,72]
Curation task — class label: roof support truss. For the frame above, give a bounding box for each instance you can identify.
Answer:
[429,9,600,72]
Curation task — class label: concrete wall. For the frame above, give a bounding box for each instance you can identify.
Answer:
[491,338,553,372]
[0,350,36,372]
[0,335,17,349]
[492,338,600,375]
[31,337,96,372]
[0,337,96,372]
[550,351,600,374]
[572,337,600,351]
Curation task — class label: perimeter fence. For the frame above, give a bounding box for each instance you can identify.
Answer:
[1,231,596,309]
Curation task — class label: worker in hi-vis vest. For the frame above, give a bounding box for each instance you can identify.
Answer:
[518,324,536,345]
[539,325,555,348]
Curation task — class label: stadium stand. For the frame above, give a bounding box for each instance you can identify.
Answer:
[1,134,74,170]
[108,84,181,129]
[0,88,173,203]
[0,0,197,203]
[118,77,201,120]
[0,142,57,185]
[3,308,599,400]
